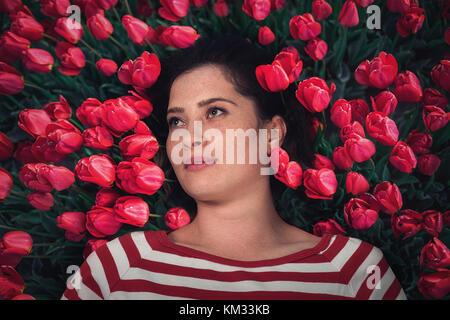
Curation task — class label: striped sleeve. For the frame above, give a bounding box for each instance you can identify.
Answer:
[344,241,407,300]
[60,236,128,300]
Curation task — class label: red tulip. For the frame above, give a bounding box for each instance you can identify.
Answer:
[0,31,30,63]
[82,238,108,259]
[113,196,150,227]
[0,62,24,95]
[75,154,116,187]
[332,145,354,170]
[119,133,159,161]
[0,266,25,300]
[389,141,417,173]
[303,168,338,199]
[54,17,83,44]
[391,209,422,239]
[45,119,83,154]
[57,211,86,242]
[0,0,22,14]
[338,0,359,27]
[18,109,52,138]
[304,37,328,61]
[431,60,450,92]
[355,52,398,89]
[272,151,303,190]
[420,237,450,270]
[393,70,423,102]
[158,0,190,21]
[102,98,140,137]
[0,168,12,202]
[340,121,365,143]
[86,206,122,238]
[76,98,104,128]
[164,207,191,230]
[312,154,335,171]
[31,136,66,163]
[40,0,71,18]
[295,77,336,113]
[345,171,370,196]
[355,0,373,7]
[22,48,54,73]
[421,88,448,110]
[330,99,352,128]
[344,197,379,229]
[258,26,275,45]
[289,13,321,41]
[96,58,118,77]
[386,0,410,13]
[422,210,443,237]
[10,12,43,41]
[406,129,432,155]
[0,131,13,161]
[43,95,72,120]
[122,14,149,44]
[242,0,271,21]
[19,163,74,192]
[11,294,35,300]
[118,51,161,89]
[14,141,37,164]
[95,187,120,207]
[312,0,332,21]
[255,62,290,92]
[87,13,113,40]
[82,126,114,150]
[349,99,370,124]
[96,0,118,10]
[373,181,402,214]
[55,41,86,76]
[313,219,346,236]
[308,116,323,139]
[273,49,303,83]
[396,7,425,37]
[418,270,450,299]
[213,0,229,17]
[119,92,154,119]
[0,231,32,267]
[344,133,376,162]
[418,154,440,176]
[159,25,200,49]
[422,105,449,132]
[116,157,165,196]
[370,91,397,116]
[365,111,399,146]
[27,191,54,211]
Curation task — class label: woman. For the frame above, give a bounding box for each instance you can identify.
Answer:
[62,33,406,300]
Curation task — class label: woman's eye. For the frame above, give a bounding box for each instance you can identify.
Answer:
[207,106,226,119]
[168,117,183,127]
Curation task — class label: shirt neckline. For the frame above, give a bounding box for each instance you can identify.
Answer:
[155,229,333,267]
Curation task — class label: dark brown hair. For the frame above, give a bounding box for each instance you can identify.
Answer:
[146,33,314,219]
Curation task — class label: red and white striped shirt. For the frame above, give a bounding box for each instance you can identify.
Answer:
[61,230,407,300]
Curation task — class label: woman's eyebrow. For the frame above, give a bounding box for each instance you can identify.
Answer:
[167,97,237,115]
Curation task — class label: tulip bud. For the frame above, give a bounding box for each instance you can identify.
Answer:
[340,121,365,143]
[76,98,104,128]
[355,52,398,89]
[213,0,229,17]
[338,0,359,27]
[158,0,190,21]
[0,62,24,95]
[273,50,303,83]
[421,88,448,109]
[344,134,376,163]
[420,237,450,270]
[373,181,403,214]
[312,0,332,21]
[304,37,328,61]
[349,99,370,124]
[296,77,335,113]
[159,25,200,49]
[391,209,422,239]
[116,157,165,195]
[345,171,370,196]
[303,168,338,199]
[22,48,54,73]
[422,210,443,237]
[330,99,352,129]
[82,126,114,150]
[344,197,379,229]
[406,129,432,155]
[258,26,275,45]
[54,17,83,44]
[57,211,86,241]
[75,154,116,187]
[113,196,150,227]
[396,7,425,37]
[0,231,33,267]
[10,13,44,41]
[418,154,440,176]
[95,187,121,207]
[0,168,12,202]
[122,14,149,45]
[389,141,417,173]
[87,13,113,40]
[0,31,30,63]
[312,154,335,170]
[422,105,449,132]
[417,270,450,299]
[27,191,54,211]
[86,206,122,238]
[289,13,321,41]
[370,91,398,116]
[96,58,118,77]
[393,70,423,102]
[0,131,13,161]
[242,0,271,21]
[313,219,345,236]
[332,146,354,170]
[365,112,399,146]
[164,207,191,230]
[430,60,450,92]
[55,41,86,76]
[0,266,25,300]
[43,95,72,120]
[255,62,290,92]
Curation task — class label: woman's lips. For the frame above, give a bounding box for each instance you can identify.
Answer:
[184,156,217,171]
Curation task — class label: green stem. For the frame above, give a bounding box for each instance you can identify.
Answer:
[79,38,103,59]
[112,7,121,22]
[145,39,160,56]
[9,190,27,198]
[149,214,162,218]
[24,81,53,98]
[124,0,133,15]
[280,91,286,106]
[164,178,177,183]
[43,33,59,42]
[68,118,84,131]
[109,34,129,56]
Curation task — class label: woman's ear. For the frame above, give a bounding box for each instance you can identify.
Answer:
[266,115,287,154]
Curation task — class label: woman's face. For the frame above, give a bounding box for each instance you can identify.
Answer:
[165,64,277,202]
